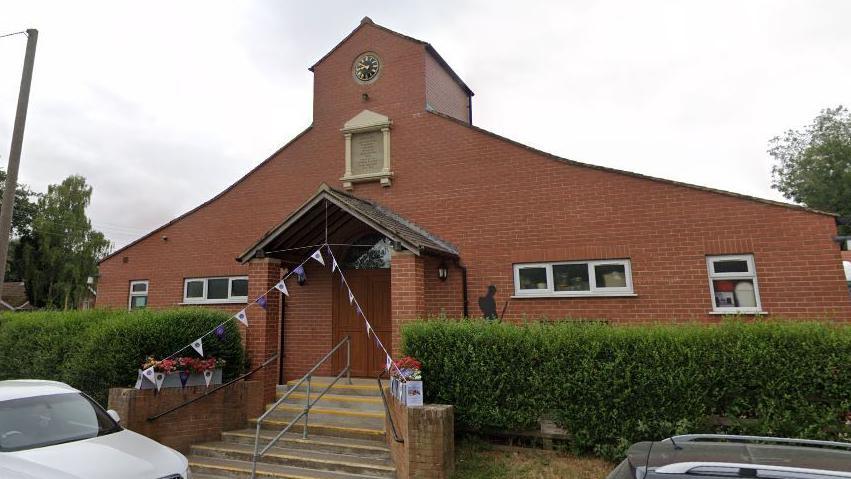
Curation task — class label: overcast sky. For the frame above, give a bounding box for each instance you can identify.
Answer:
[1,1,850,249]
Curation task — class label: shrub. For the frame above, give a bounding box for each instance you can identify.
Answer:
[402,319,851,460]
[0,308,245,405]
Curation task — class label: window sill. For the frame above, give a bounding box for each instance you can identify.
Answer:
[511,293,638,299]
[180,300,248,306]
[708,310,768,316]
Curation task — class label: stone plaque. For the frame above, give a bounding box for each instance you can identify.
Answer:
[351,130,384,176]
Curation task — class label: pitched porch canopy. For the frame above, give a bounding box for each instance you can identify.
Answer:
[237,184,458,264]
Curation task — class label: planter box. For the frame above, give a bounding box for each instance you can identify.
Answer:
[134,368,222,390]
[390,377,423,407]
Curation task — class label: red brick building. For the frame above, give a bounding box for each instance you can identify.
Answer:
[97,18,851,398]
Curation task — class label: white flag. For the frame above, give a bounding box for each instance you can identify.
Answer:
[142,366,156,384]
[385,354,393,372]
[348,288,354,304]
[311,249,325,266]
[191,338,203,356]
[203,369,213,387]
[274,279,289,296]
[154,372,166,391]
[234,309,248,326]
[365,320,373,338]
[331,258,338,272]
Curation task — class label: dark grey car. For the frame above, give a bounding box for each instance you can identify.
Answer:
[607,434,851,479]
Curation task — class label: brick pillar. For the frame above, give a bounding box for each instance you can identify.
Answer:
[248,257,282,404]
[391,250,426,357]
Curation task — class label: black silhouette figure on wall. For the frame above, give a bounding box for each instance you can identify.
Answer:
[478,285,498,321]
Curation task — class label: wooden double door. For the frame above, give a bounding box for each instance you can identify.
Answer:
[332,269,392,377]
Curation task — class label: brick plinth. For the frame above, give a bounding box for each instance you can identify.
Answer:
[384,387,454,479]
[247,257,282,404]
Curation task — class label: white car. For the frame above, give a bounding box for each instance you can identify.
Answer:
[0,380,189,479]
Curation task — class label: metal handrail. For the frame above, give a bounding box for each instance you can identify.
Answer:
[250,336,351,478]
[376,371,404,443]
[147,354,278,421]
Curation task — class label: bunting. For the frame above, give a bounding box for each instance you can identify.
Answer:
[203,369,213,387]
[256,295,268,309]
[365,319,373,338]
[214,324,226,340]
[191,338,204,356]
[142,366,156,384]
[331,258,338,273]
[348,289,354,304]
[179,370,190,387]
[234,309,248,326]
[311,249,325,266]
[274,279,289,296]
[154,372,166,391]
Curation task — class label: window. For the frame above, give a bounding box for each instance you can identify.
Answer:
[707,255,762,313]
[183,277,248,304]
[128,280,148,310]
[513,260,634,297]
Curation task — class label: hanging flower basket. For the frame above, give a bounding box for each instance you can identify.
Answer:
[135,356,225,390]
[390,356,423,407]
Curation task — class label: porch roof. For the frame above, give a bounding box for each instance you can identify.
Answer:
[236,184,459,263]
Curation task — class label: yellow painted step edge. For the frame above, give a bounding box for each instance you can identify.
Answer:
[285,382,379,391]
[188,460,316,479]
[193,444,395,471]
[249,419,385,436]
[279,392,383,404]
[222,431,389,451]
[271,405,385,419]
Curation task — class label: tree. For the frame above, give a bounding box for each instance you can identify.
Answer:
[769,106,851,234]
[21,175,111,309]
[0,167,41,282]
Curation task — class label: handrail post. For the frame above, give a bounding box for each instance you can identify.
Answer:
[346,337,352,385]
[251,419,261,478]
[303,375,310,439]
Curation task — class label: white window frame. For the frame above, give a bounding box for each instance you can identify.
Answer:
[182,276,248,304]
[128,280,149,310]
[513,259,634,298]
[706,254,763,314]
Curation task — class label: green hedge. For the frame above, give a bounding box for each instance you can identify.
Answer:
[0,308,245,405]
[402,319,851,459]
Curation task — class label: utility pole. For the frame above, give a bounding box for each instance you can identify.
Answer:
[0,29,38,302]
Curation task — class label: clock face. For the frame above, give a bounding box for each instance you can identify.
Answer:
[354,53,380,82]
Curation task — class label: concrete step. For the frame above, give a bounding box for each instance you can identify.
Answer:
[191,442,395,478]
[264,405,385,428]
[188,455,389,479]
[280,380,382,398]
[249,418,385,442]
[275,392,385,412]
[221,429,389,458]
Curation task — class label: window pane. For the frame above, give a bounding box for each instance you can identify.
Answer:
[595,264,627,288]
[518,267,548,290]
[713,259,749,274]
[185,280,204,299]
[207,279,229,299]
[231,279,248,298]
[131,282,147,292]
[553,264,589,291]
[131,295,147,309]
[713,279,757,308]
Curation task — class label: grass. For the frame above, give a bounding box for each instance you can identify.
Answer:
[453,437,614,479]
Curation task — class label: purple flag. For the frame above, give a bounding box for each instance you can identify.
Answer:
[293,265,305,276]
[179,370,190,387]
[214,324,226,340]
[256,295,267,309]
[355,305,363,318]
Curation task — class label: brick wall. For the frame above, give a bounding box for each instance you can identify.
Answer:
[425,52,470,123]
[391,251,426,357]
[384,387,454,479]
[247,258,282,403]
[281,261,334,379]
[107,381,264,454]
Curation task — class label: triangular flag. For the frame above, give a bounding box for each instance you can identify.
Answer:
[348,289,354,304]
[234,309,248,326]
[154,372,166,391]
[191,338,203,356]
[311,249,325,266]
[179,370,190,387]
[256,295,268,309]
[365,320,373,338]
[331,258,338,273]
[214,324,226,340]
[274,279,289,296]
[293,265,305,276]
[203,369,213,387]
[355,304,363,318]
[142,366,156,384]
[385,354,393,372]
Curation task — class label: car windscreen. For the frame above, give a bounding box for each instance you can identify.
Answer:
[0,392,121,452]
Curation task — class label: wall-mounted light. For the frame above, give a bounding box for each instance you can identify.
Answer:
[438,262,448,281]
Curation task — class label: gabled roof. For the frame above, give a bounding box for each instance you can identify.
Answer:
[237,184,459,263]
[426,110,838,218]
[309,17,474,97]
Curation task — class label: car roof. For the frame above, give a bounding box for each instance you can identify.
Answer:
[628,435,851,475]
[0,380,79,402]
